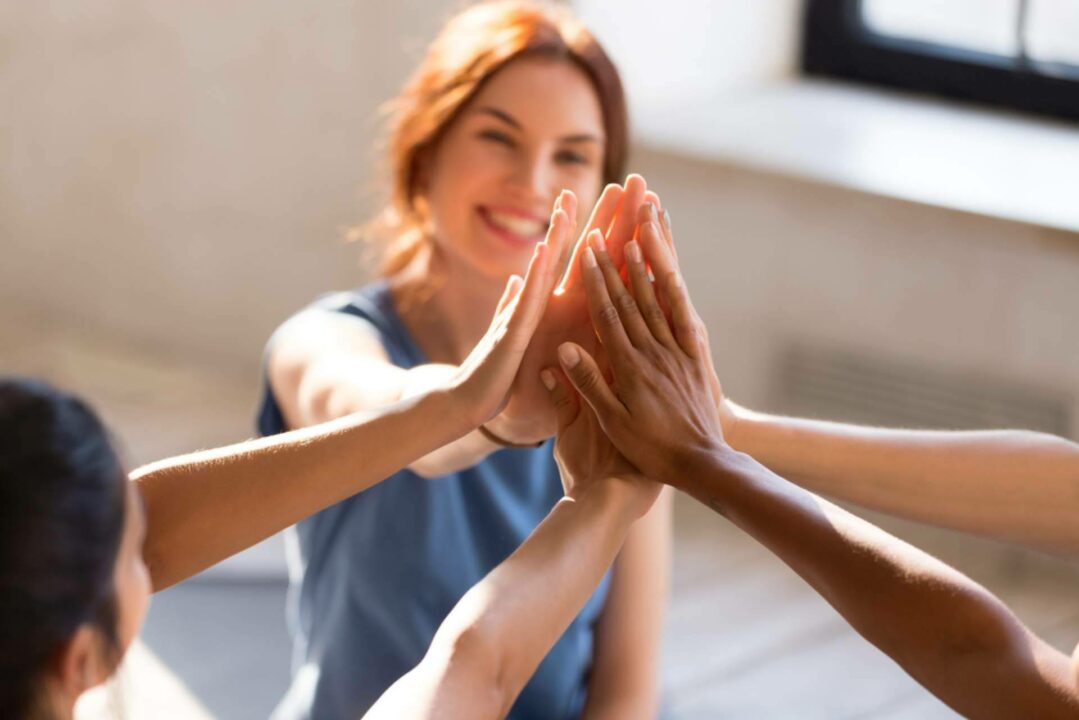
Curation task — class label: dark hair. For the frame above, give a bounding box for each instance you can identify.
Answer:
[0,378,126,718]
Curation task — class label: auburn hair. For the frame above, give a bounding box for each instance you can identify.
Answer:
[366,0,628,276]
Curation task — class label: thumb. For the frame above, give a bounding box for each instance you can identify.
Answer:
[557,343,623,425]
[542,367,579,434]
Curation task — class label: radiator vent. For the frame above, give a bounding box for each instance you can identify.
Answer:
[773,344,1072,436]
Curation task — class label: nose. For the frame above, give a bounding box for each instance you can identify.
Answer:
[510,149,556,207]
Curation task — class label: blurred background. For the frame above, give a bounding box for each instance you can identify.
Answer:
[3,1,1078,718]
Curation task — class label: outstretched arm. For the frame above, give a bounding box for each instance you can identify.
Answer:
[364,363,660,720]
[640,202,1079,554]
[134,226,562,591]
[726,408,1079,554]
[559,220,1079,719]
[266,192,575,476]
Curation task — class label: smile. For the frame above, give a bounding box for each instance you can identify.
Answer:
[478,207,549,245]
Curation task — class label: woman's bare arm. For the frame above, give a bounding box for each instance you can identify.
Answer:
[727,408,1079,554]
[267,192,577,477]
[133,389,464,590]
[582,489,670,720]
[364,481,647,720]
[268,310,502,477]
[133,227,561,590]
[363,362,662,720]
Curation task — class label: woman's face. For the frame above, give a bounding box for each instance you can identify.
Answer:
[422,56,606,284]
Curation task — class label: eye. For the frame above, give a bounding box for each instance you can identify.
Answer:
[478,129,515,147]
[555,149,589,166]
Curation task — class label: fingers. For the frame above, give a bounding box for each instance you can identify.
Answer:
[559,183,623,292]
[557,342,624,424]
[579,236,636,373]
[605,174,647,269]
[495,274,523,317]
[660,205,678,261]
[623,238,677,349]
[587,229,654,351]
[546,190,576,279]
[542,191,575,287]
[644,190,661,213]
[542,368,579,434]
[502,241,550,341]
[641,191,678,261]
[639,221,701,358]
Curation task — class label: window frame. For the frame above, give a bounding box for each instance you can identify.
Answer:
[801,0,1079,122]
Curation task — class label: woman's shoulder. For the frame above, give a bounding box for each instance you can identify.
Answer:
[270,279,422,369]
[309,279,393,325]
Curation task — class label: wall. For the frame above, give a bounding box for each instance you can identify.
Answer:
[0,0,459,370]
[633,146,1079,439]
[3,1,1076,439]
[575,0,803,112]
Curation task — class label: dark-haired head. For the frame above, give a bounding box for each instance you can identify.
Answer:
[0,378,149,719]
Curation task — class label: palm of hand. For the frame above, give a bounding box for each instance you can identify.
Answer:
[501,287,596,442]
[493,175,649,443]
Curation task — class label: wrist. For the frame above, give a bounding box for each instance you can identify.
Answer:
[675,443,761,508]
[571,476,641,520]
[434,386,476,441]
[485,412,546,447]
[658,439,732,492]
[723,400,767,455]
[571,474,656,523]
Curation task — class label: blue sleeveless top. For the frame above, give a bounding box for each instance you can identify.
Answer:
[258,281,612,720]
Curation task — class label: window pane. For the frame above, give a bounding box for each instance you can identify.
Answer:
[862,0,1021,57]
[1027,0,1079,68]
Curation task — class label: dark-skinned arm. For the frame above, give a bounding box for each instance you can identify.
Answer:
[556,214,1079,719]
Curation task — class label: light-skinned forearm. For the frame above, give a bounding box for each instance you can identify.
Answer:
[303,360,518,478]
[366,480,641,720]
[133,388,468,591]
[729,405,1079,554]
[581,490,671,720]
[681,447,1079,719]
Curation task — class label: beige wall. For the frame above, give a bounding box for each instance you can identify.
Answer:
[1,0,458,369]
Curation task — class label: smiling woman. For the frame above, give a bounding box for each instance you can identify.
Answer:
[421,58,606,280]
[257,2,668,719]
[370,0,627,279]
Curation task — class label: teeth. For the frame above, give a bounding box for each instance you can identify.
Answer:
[486,210,546,238]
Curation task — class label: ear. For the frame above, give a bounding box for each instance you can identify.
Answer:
[53,624,109,705]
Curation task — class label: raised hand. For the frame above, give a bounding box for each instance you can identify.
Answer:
[555,214,726,487]
[488,175,651,444]
[450,191,573,428]
[543,366,661,519]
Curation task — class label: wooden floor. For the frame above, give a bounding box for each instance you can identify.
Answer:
[6,310,1078,719]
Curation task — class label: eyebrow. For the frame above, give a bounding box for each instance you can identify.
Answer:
[475,106,603,144]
